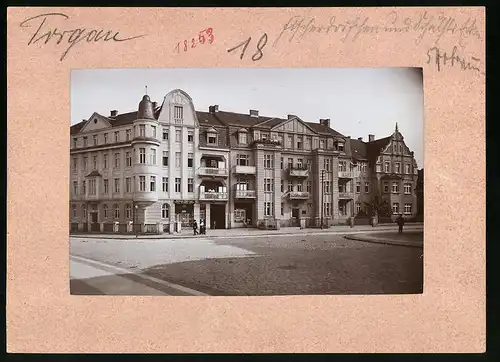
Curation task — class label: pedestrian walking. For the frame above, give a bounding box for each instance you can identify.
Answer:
[193,220,198,235]
[199,219,205,235]
[396,214,405,234]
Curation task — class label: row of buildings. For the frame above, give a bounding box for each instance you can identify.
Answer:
[69,89,420,231]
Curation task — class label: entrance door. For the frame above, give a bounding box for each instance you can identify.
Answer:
[291,207,300,227]
[210,204,226,229]
[90,212,99,232]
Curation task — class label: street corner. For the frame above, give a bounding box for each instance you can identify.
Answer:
[344,230,423,248]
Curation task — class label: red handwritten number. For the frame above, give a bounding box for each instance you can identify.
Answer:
[198,31,206,44]
[191,38,196,48]
[206,28,214,44]
[174,42,180,53]
[183,40,188,51]
[252,33,267,61]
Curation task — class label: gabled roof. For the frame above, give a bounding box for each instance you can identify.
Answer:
[210,110,272,127]
[196,111,227,127]
[349,138,367,160]
[307,122,344,137]
[366,136,392,166]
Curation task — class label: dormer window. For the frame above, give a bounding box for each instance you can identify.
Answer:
[206,127,218,145]
[238,128,248,145]
[337,142,344,152]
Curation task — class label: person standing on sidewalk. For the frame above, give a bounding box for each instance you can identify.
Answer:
[396,214,405,234]
[193,220,198,235]
[200,219,205,235]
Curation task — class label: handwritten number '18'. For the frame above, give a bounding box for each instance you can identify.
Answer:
[227,33,267,61]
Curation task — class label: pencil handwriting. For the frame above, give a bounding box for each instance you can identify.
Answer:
[426,46,484,75]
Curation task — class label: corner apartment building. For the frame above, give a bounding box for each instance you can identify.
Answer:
[69,88,419,232]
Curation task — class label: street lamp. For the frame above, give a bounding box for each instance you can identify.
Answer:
[134,203,138,238]
[320,169,325,229]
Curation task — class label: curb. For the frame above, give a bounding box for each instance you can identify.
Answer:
[344,235,423,248]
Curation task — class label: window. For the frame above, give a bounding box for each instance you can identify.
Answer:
[175,129,181,142]
[288,158,293,169]
[82,204,87,220]
[384,182,389,193]
[162,177,168,192]
[114,204,120,219]
[162,151,168,166]
[323,203,331,217]
[103,179,109,194]
[150,148,156,164]
[92,155,97,170]
[237,154,249,166]
[404,183,412,194]
[356,202,361,214]
[236,178,249,190]
[104,133,108,144]
[384,162,390,173]
[92,135,98,146]
[126,152,132,167]
[324,158,331,172]
[103,154,108,169]
[207,133,217,145]
[320,139,325,149]
[162,204,169,219]
[280,157,283,169]
[187,132,193,143]
[114,131,119,142]
[287,135,293,148]
[238,132,247,145]
[297,182,303,192]
[392,203,399,214]
[72,181,78,195]
[151,126,156,139]
[338,161,346,171]
[73,138,77,148]
[365,182,370,193]
[72,157,77,172]
[288,180,293,192]
[139,176,146,191]
[307,159,312,170]
[126,129,131,141]
[264,155,273,169]
[337,142,344,152]
[82,180,86,195]
[103,204,108,218]
[264,178,273,192]
[175,178,181,192]
[395,163,401,173]
[83,157,88,170]
[83,136,88,147]
[139,125,145,137]
[188,178,194,192]
[188,153,194,168]
[356,182,361,193]
[174,105,183,122]
[305,136,311,150]
[280,180,284,192]
[126,177,132,193]
[264,202,273,217]
[297,158,303,168]
[297,137,303,149]
[392,182,399,193]
[281,203,284,216]
[324,181,331,194]
[70,204,77,218]
[306,181,312,193]
[175,152,181,168]
[404,203,412,214]
[313,138,318,149]
[405,164,410,174]
[139,148,146,164]
[150,176,156,192]
[338,203,346,216]
[376,164,381,172]
[89,179,96,195]
[163,131,169,141]
[125,204,132,219]
[114,178,120,193]
[114,153,120,168]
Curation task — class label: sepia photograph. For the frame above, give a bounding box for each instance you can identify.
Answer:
[69,68,424,296]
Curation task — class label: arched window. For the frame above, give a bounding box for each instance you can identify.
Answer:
[125,204,132,219]
[102,204,108,218]
[113,204,120,219]
[71,204,76,217]
[162,204,169,219]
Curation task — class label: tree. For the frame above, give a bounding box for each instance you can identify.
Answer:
[363,195,392,218]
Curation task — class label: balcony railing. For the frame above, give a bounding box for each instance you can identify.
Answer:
[234,190,256,198]
[288,191,310,200]
[198,167,228,177]
[338,191,354,199]
[288,167,309,178]
[233,165,256,175]
[199,191,228,201]
[338,171,360,178]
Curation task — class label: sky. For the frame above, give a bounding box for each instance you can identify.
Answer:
[71,68,424,167]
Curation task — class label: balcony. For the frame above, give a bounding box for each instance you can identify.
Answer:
[198,167,228,178]
[199,191,228,201]
[233,165,256,175]
[234,190,256,199]
[288,191,310,200]
[338,191,354,199]
[288,166,309,178]
[338,171,360,178]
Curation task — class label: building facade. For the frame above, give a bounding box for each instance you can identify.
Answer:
[69,89,419,232]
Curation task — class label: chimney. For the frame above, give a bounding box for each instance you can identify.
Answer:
[358,137,363,141]
[209,105,219,113]
[249,109,259,117]
[110,110,118,117]
[287,114,296,120]
[152,102,157,109]
[368,134,375,142]
[319,118,331,128]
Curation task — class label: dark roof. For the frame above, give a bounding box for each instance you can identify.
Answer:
[366,136,392,166]
[349,138,367,160]
[210,110,272,127]
[307,122,344,137]
[70,120,87,135]
[196,111,227,127]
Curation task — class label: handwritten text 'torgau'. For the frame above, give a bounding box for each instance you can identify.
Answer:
[426,46,484,75]
[20,12,147,61]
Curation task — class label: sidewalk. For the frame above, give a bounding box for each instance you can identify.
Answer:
[70,223,423,240]
[344,231,424,248]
